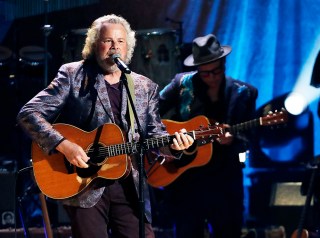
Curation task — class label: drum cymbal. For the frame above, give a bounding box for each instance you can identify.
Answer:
[19,46,49,66]
[135,28,176,36]
[70,28,88,35]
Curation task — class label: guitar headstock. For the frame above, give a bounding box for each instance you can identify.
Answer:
[261,108,288,126]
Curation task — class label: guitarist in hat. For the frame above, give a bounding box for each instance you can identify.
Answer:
[159,34,258,238]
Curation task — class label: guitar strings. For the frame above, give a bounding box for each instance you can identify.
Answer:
[85,128,221,158]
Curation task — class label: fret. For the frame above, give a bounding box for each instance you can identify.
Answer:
[111,145,116,156]
[116,143,122,155]
[125,143,130,154]
[110,145,115,157]
[122,144,127,155]
[230,118,261,134]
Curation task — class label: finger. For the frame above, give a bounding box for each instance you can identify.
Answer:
[179,128,187,133]
[75,155,89,168]
[225,132,233,138]
[186,135,194,145]
[174,132,183,146]
[80,152,90,163]
[78,160,89,168]
[179,133,190,147]
[171,139,185,151]
[172,137,182,147]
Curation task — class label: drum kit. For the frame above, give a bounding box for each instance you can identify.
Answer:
[0,45,48,79]
[0,46,13,80]
[0,27,182,98]
[61,27,182,89]
[0,44,49,105]
[130,28,182,89]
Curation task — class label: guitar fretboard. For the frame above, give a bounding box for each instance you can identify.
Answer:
[228,118,261,134]
[87,132,196,158]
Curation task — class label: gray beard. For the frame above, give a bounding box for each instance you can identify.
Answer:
[106,64,119,73]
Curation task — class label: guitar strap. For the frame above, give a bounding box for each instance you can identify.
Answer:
[92,125,103,151]
[125,73,136,140]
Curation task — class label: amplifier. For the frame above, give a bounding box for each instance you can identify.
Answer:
[0,226,72,238]
[0,171,16,229]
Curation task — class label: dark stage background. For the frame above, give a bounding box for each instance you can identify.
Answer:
[0,0,320,236]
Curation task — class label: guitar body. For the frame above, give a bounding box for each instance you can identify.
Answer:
[145,115,213,187]
[32,123,131,199]
[145,110,288,188]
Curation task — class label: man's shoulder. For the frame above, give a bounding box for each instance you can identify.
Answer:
[131,71,158,89]
[59,60,84,73]
[61,60,83,68]
[131,71,154,83]
[226,76,257,91]
[176,71,197,79]
[170,71,197,87]
[226,76,258,99]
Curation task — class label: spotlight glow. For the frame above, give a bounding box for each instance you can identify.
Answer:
[284,92,308,115]
[293,36,320,106]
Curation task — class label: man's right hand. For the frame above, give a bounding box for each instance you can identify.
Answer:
[56,140,90,168]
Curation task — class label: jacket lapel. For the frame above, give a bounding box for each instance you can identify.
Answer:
[121,84,129,133]
[94,74,115,123]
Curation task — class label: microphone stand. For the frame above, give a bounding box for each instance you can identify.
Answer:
[119,72,146,238]
[41,0,53,87]
[15,166,34,238]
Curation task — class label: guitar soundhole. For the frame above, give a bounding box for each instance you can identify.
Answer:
[87,143,107,166]
[76,143,106,178]
[76,165,101,178]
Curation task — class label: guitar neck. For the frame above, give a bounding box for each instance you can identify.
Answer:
[228,118,262,134]
[145,131,196,150]
[102,132,195,157]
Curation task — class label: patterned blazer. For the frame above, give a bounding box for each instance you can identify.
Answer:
[17,60,170,222]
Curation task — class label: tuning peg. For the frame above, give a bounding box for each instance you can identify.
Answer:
[268,110,275,115]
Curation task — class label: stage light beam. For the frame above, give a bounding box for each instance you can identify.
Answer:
[284,92,308,115]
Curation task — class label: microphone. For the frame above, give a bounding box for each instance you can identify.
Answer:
[112,54,131,74]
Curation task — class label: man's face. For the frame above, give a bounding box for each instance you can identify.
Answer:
[197,59,225,89]
[94,23,128,72]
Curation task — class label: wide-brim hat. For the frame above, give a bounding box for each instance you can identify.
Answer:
[184,34,232,67]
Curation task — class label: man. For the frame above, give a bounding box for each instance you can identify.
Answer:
[159,34,258,238]
[16,14,194,238]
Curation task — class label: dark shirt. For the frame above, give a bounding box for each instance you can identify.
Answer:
[105,81,123,128]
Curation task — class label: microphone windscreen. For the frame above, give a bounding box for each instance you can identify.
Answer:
[112,54,121,61]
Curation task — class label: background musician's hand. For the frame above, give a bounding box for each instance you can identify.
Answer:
[216,126,234,145]
[56,139,90,168]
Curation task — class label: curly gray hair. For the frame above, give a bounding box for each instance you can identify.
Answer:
[82,14,136,63]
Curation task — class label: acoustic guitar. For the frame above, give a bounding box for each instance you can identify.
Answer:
[32,122,220,199]
[145,109,288,188]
